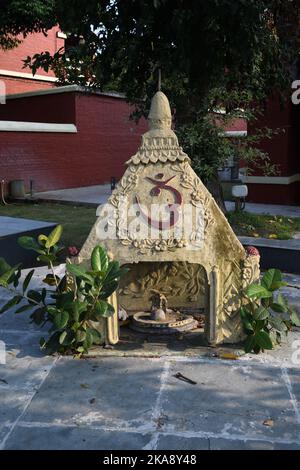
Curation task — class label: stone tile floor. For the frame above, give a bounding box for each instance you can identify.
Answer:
[0,268,300,450]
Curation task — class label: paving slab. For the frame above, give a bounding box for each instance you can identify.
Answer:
[0,216,55,237]
[156,434,209,450]
[20,357,164,429]
[210,437,300,450]
[159,360,300,443]
[4,425,152,450]
[33,185,111,206]
[0,391,34,443]
[0,330,55,391]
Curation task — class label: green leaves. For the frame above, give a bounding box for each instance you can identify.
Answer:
[66,262,93,283]
[245,283,272,299]
[94,301,114,319]
[23,269,34,293]
[290,307,300,327]
[241,268,300,354]
[240,307,254,332]
[254,306,269,321]
[0,257,11,276]
[18,236,43,254]
[261,269,287,291]
[0,263,21,288]
[0,239,123,355]
[255,330,273,350]
[91,246,108,272]
[0,295,22,314]
[45,225,63,249]
[53,310,69,330]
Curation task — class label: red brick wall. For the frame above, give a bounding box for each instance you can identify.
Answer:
[0,91,147,192]
[247,182,300,205]
[0,27,63,94]
[246,96,300,204]
[0,92,76,124]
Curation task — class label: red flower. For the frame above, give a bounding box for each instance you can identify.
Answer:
[246,246,260,257]
[68,246,79,257]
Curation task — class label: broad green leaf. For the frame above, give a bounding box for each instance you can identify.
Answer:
[37,253,56,265]
[254,306,269,321]
[271,302,287,313]
[290,309,300,327]
[261,269,283,291]
[53,310,69,329]
[15,304,33,314]
[30,308,46,326]
[72,300,88,322]
[95,300,108,316]
[27,290,42,304]
[0,257,11,276]
[23,269,35,293]
[244,335,256,353]
[91,246,108,272]
[104,261,128,284]
[0,266,20,287]
[44,331,61,354]
[83,329,93,350]
[59,330,67,345]
[101,280,119,299]
[59,330,74,346]
[0,295,22,314]
[76,329,86,343]
[66,262,93,283]
[245,283,273,299]
[45,225,63,248]
[13,268,22,288]
[240,307,255,332]
[102,303,115,317]
[268,316,288,332]
[87,328,102,345]
[277,293,289,308]
[255,330,273,350]
[38,234,48,246]
[56,291,74,310]
[18,236,43,254]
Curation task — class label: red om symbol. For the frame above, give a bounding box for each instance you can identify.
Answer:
[135,174,182,230]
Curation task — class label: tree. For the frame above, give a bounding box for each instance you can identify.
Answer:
[1,1,300,209]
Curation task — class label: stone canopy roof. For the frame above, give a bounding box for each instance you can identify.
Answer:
[126,91,190,166]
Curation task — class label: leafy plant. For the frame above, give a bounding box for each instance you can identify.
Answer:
[0,225,125,355]
[240,269,300,354]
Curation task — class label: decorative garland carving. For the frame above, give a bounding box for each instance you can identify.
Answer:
[119,262,206,302]
[172,162,215,235]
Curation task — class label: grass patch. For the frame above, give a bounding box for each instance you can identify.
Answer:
[0,202,96,249]
[1,203,299,248]
[227,211,300,240]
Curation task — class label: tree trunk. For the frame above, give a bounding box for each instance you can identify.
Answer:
[206,173,227,214]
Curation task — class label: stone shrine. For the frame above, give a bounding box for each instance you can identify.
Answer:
[78,91,260,346]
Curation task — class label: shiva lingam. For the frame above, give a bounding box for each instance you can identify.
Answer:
[130,290,198,334]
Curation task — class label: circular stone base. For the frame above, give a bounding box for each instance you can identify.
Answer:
[130,311,198,335]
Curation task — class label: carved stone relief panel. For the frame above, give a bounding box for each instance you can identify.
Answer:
[118,261,208,313]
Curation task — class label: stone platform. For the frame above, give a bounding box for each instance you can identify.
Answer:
[0,266,300,449]
[0,216,57,267]
[0,216,56,268]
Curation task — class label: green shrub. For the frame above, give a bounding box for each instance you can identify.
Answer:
[240,269,300,354]
[0,225,125,355]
